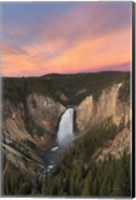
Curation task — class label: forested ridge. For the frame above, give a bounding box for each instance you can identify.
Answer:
[3,71,129,106]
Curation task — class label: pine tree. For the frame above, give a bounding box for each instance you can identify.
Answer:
[69,176,75,195]
[112,162,126,196]
[99,176,108,196]
[82,178,90,196]
[92,178,98,196]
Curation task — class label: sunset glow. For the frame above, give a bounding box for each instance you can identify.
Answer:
[2,2,132,77]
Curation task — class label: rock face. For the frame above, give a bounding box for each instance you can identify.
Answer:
[92,128,130,162]
[3,101,44,175]
[75,83,131,134]
[27,94,65,134]
[2,96,65,175]
[75,96,94,133]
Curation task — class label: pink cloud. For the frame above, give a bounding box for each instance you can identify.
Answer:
[2,2,131,77]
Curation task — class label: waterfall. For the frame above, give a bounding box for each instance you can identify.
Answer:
[36,108,75,182]
[57,108,75,146]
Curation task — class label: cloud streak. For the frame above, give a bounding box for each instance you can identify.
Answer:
[2,2,132,77]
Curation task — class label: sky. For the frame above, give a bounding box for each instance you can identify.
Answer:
[2,2,132,77]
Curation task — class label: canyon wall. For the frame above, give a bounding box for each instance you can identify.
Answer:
[2,77,131,175]
[75,83,130,134]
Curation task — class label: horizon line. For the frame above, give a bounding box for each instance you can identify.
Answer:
[2,70,130,79]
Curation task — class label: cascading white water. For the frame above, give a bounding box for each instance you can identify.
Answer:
[37,108,75,181]
[57,108,75,146]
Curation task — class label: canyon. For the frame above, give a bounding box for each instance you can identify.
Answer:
[2,72,131,195]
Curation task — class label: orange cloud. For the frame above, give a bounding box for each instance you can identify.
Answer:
[2,2,131,76]
[36,27,131,74]
[2,45,34,76]
[2,24,131,77]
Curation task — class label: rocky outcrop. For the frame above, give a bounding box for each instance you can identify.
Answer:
[75,96,94,133]
[27,94,65,134]
[3,96,65,175]
[3,101,44,175]
[75,83,131,134]
[92,128,130,162]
